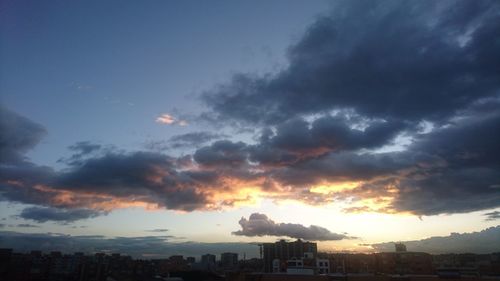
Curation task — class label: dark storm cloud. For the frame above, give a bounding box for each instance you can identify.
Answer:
[233,213,351,241]
[193,0,500,215]
[387,106,500,215]
[0,231,260,259]
[203,0,500,125]
[193,140,248,167]
[0,107,216,218]
[3,102,500,217]
[269,150,416,187]
[2,0,500,220]
[0,106,58,207]
[0,163,55,202]
[54,151,212,211]
[249,116,407,166]
[0,108,241,218]
[0,105,46,164]
[371,226,500,254]
[20,207,105,223]
[252,100,500,215]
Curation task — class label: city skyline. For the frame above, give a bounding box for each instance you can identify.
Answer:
[1,242,498,280]
[1,0,500,257]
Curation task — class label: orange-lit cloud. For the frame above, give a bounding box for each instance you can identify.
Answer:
[155,113,188,126]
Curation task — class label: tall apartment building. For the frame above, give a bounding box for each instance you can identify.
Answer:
[201,254,216,265]
[221,252,238,269]
[261,239,317,273]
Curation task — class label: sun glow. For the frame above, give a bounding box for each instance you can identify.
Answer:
[310,181,361,194]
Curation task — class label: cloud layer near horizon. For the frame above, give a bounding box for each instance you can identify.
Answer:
[371,226,500,254]
[0,226,498,257]
[0,231,259,259]
[1,0,500,223]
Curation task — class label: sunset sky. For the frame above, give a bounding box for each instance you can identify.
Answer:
[1,0,500,257]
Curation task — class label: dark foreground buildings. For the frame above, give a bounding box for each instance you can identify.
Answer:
[0,241,499,281]
[261,239,318,273]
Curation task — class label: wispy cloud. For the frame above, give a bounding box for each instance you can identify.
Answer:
[145,228,169,233]
[0,224,40,228]
[16,224,40,228]
[484,211,500,221]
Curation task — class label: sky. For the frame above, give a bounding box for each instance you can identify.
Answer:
[1,0,500,258]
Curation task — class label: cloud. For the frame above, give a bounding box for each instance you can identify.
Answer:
[192,0,500,216]
[370,226,500,254]
[0,107,258,219]
[194,140,248,167]
[0,105,46,164]
[2,102,500,219]
[381,106,500,215]
[203,1,500,126]
[156,114,188,126]
[143,140,171,152]
[146,229,169,233]
[57,141,105,165]
[232,213,351,241]
[16,224,40,228]
[169,132,227,148]
[0,106,59,210]
[53,152,214,211]
[484,211,500,221]
[145,132,228,151]
[156,114,175,124]
[68,141,102,155]
[2,0,500,221]
[0,231,260,259]
[20,207,105,223]
[0,118,252,218]
[248,116,407,166]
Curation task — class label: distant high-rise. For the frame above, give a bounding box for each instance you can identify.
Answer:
[395,243,407,252]
[200,254,216,272]
[221,252,238,269]
[201,254,216,265]
[261,239,317,273]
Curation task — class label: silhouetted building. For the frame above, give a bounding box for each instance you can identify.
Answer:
[433,253,500,277]
[1,248,498,281]
[395,243,407,252]
[198,253,217,271]
[221,252,238,269]
[201,254,216,265]
[375,251,434,274]
[261,239,317,273]
[327,253,376,273]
